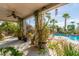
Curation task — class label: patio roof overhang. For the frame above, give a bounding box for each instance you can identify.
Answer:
[0,3,65,22]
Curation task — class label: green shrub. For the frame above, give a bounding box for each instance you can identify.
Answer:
[38,48,48,55]
[0,47,23,56]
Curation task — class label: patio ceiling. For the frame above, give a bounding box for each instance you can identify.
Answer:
[0,3,62,22]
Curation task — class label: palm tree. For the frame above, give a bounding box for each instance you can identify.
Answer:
[71,21,75,25]
[67,21,75,34]
[76,23,79,34]
[50,19,57,33]
[77,23,79,27]
[62,13,70,32]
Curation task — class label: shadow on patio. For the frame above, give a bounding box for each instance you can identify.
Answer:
[0,37,30,51]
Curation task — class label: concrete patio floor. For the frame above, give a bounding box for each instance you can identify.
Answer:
[0,37,53,56]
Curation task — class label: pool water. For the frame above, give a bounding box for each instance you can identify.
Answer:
[53,33,79,41]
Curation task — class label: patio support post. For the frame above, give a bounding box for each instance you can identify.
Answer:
[34,10,48,49]
[17,19,24,40]
[23,19,27,36]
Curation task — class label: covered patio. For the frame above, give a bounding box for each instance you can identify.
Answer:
[0,3,65,56]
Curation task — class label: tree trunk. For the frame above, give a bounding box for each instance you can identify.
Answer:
[64,18,67,32]
[52,22,55,33]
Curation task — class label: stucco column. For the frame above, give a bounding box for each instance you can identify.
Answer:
[17,19,24,40]
[34,10,48,49]
[23,19,27,36]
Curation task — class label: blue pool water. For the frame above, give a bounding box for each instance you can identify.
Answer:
[53,33,79,41]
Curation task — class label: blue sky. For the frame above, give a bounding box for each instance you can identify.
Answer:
[26,3,79,28]
[48,3,79,28]
[26,16,35,27]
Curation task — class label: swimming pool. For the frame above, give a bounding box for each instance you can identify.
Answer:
[53,33,79,41]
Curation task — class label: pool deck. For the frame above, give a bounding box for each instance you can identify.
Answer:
[54,36,79,45]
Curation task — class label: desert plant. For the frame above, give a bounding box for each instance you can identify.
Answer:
[48,39,79,56]
[34,11,50,49]
[63,43,79,56]
[0,47,23,56]
[38,48,48,55]
[0,33,4,40]
[48,40,64,56]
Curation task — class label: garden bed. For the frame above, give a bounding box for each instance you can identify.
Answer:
[48,37,79,56]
